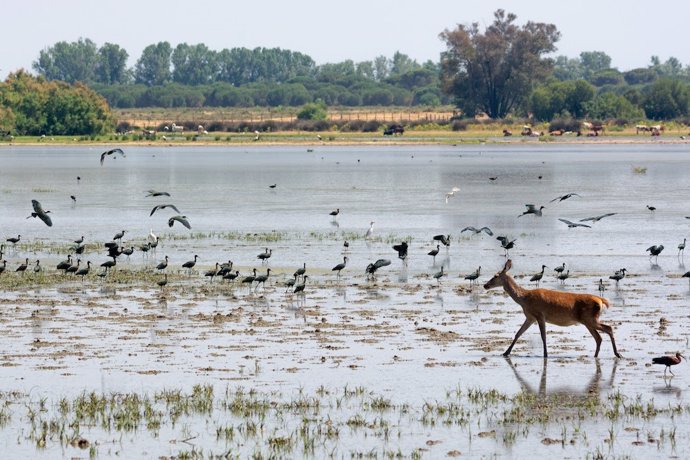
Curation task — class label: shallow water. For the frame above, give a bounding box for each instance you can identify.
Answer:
[1,144,690,458]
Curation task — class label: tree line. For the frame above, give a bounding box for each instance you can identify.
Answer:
[32,39,447,109]
[5,9,690,136]
[439,10,690,122]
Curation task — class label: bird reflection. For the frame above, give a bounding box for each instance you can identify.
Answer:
[653,376,682,398]
[505,356,617,400]
[330,220,340,228]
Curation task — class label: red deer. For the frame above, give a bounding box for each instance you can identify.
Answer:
[483,260,621,358]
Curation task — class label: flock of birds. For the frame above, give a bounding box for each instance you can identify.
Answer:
[1,147,687,373]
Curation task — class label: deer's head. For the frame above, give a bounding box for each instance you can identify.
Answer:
[483,259,512,290]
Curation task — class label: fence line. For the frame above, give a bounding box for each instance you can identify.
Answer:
[119,111,455,129]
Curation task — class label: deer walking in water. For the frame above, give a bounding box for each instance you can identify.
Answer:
[484,260,621,358]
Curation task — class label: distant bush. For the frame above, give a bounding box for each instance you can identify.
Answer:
[548,118,581,132]
[296,102,327,121]
[451,119,469,131]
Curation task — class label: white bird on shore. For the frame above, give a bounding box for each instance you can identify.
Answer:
[148,229,157,243]
[365,221,375,239]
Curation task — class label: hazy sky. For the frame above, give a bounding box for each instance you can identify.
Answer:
[2,0,689,80]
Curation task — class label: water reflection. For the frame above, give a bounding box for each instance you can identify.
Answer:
[505,357,617,399]
[653,376,682,398]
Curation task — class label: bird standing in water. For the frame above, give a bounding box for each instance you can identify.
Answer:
[652,352,684,376]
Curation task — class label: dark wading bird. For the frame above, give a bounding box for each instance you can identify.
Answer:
[157,274,168,288]
[332,257,348,278]
[150,204,181,216]
[284,274,298,291]
[652,352,684,376]
[518,204,545,217]
[428,244,440,262]
[433,234,451,247]
[257,248,273,263]
[146,190,171,197]
[168,215,191,229]
[678,238,686,256]
[579,213,617,223]
[156,256,169,271]
[293,275,308,294]
[464,266,481,285]
[554,263,566,275]
[558,218,591,229]
[16,258,29,275]
[392,241,408,263]
[27,200,52,227]
[461,226,494,236]
[75,261,91,281]
[365,259,391,280]
[496,236,517,256]
[530,265,548,286]
[433,266,446,284]
[647,205,656,213]
[609,268,627,285]
[483,259,621,358]
[294,263,306,280]
[113,230,126,241]
[100,148,125,165]
[6,235,21,245]
[550,193,581,203]
[0,260,6,275]
[646,245,664,263]
[182,255,199,274]
[329,208,340,218]
[253,268,271,290]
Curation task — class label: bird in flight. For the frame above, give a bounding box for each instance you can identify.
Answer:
[150,204,181,216]
[100,148,125,165]
[27,199,52,227]
[550,193,581,202]
[579,213,616,223]
[558,218,591,228]
[168,215,192,229]
[146,190,171,197]
[461,226,493,236]
[445,186,460,204]
[518,204,544,217]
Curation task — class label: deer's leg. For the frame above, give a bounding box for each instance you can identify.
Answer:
[503,318,534,356]
[537,317,548,358]
[584,323,603,357]
[596,322,622,358]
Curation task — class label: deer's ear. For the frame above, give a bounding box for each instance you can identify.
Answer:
[502,259,512,273]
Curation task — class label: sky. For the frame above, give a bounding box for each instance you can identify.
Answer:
[2,0,690,80]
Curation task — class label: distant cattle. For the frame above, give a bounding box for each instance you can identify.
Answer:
[171,123,184,132]
[636,125,650,134]
[502,129,512,136]
[583,121,604,136]
[383,124,404,136]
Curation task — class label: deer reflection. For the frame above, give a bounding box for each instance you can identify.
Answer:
[506,356,617,402]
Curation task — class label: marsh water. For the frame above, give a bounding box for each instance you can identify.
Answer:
[1,144,690,458]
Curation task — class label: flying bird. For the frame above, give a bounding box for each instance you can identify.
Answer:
[558,218,591,228]
[146,190,171,197]
[27,199,52,227]
[518,204,545,217]
[100,148,125,165]
[168,215,192,229]
[550,193,581,202]
[150,204,181,216]
[579,213,617,223]
[460,226,493,236]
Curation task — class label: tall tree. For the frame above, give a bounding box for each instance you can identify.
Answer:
[579,51,612,80]
[95,43,130,84]
[33,38,99,83]
[439,10,560,118]
[134,42,172,86]
[171,43,218,85]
